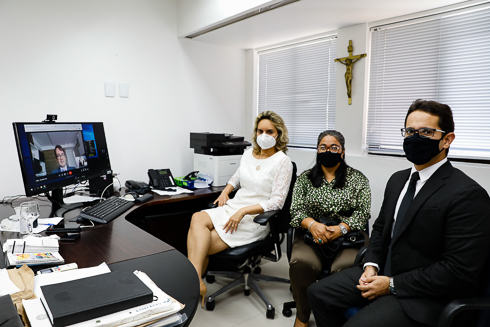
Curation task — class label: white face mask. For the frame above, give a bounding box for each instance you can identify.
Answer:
[257,134,277,150]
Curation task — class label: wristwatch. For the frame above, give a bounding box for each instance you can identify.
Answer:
[339,224,348,235]
[389,277,396,295]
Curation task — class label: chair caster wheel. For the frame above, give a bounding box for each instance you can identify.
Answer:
[253,267,261,274]
[244,289,250,296]
[282,307,292,317]
[206,300,215,311]
[266,307,275,319]
[206,275,215,283]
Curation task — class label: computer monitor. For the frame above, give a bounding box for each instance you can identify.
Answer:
[12,122,112,216]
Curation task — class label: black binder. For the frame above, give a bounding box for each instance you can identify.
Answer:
[0,295,23,327]
[40,270,153,327]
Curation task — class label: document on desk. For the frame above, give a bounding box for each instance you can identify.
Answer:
[0,268,21,296]
[3,236,59,253]
[63,195,100,204]
[0,217,63,233]
[152,186,194,196]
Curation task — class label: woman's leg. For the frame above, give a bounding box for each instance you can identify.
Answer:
[187,211,229,280]
[289,231,323,327]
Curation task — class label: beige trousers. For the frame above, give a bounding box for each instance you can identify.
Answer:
[289,230,360,323]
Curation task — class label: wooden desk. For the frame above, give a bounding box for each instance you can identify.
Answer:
[0,186,224,327]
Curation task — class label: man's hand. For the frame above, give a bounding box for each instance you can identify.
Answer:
[357,275,390,300]
[359,265,377,285]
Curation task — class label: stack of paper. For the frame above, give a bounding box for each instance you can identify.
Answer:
[3,237,59,253]
[24,264,185,327]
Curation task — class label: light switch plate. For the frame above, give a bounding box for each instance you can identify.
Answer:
[105,82,115,97]
[119,83,129,98]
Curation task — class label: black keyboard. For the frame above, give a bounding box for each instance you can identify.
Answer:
[79,196,135,224]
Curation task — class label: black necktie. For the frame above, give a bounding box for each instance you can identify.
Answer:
[385,171,420,276]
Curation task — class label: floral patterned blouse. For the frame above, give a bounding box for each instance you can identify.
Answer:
[290,167,371,231]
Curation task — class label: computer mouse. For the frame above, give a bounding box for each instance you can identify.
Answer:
[76,216,89,224]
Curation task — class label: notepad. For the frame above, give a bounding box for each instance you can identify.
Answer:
[6,252,64,267]
[3,237,59,253]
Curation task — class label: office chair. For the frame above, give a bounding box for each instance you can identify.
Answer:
[282,223,369,319]
[204,162,297,319]
[437,247,490,327]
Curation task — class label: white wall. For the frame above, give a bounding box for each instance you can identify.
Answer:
[0,0,248,199]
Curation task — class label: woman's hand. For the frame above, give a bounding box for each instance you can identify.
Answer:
[310,222,335,245]
[214,193,229,207]
[223,209,245,234]
[325,225,342,243]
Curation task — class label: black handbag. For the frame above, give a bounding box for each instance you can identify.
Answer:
[304,218,366,259]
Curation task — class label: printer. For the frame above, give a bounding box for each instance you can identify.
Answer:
[190,133,251,186]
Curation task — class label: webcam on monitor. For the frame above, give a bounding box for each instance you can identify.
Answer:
[44,114,58,123]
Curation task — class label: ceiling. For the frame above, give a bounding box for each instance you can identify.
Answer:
[191,0,471,49]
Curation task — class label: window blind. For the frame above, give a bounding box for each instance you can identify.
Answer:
[258,36,337,147]
[367,4,490,160]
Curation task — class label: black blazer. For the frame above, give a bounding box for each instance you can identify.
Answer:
[365,161,490,326]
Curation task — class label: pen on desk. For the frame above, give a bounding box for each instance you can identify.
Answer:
[22,241,26,254]
[40,223,55,226]
[12,241,16,254]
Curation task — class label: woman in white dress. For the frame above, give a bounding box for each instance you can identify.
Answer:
[187,111,293,307]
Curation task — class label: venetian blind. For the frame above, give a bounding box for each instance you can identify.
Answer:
[258,36,337,147]
[367,4,490,160]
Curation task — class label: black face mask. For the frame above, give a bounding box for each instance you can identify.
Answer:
[317,151,342,168]
[403,133,444,165]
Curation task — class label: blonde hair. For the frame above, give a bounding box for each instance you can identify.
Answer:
[252,111,289,154]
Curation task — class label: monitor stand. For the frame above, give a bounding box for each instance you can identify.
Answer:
[47,188,83,217]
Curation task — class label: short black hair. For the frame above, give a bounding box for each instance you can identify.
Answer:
[405,99,455,134]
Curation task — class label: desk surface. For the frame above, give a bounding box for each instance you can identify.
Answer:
[0,186,224,327]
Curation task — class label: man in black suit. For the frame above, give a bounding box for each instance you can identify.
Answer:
[307,99,490,327]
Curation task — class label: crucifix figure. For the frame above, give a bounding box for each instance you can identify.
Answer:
[335,40,366,105]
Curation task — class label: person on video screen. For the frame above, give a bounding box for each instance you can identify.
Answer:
[51,145,75,174]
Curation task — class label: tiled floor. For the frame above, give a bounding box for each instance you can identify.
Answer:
[190,254,317,327]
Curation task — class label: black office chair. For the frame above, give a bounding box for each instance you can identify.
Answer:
[282,223,369,319]
[437,247,490,327]
[204,162,297,319]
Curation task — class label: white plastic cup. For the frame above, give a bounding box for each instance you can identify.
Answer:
[19,215,29,234]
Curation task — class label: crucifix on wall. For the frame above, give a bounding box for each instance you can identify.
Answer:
[335,40,366,105]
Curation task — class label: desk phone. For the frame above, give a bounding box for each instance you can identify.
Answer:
[148,169,176,190]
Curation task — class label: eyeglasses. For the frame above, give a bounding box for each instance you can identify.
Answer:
[400,127,446,139]
[317,144,342,154]
[56,154,66,159]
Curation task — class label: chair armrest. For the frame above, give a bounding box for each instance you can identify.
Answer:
[353,244,368,266]
[254,210,281,225]
[437,298,490,327]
